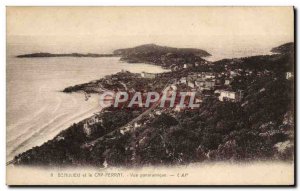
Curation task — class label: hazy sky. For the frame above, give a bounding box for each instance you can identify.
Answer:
[7,7,294,54]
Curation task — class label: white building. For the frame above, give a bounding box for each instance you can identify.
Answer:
[286,72,293,80]
[120,126,131,135]
[230,71,238,78]
[224,78,232,85]
[204,80,215,89]
[204,73,215,79]
[218,90,243,102]
[183,63,193,69]
[170,84,177,91]
[195,98,202,103]
[195,79,205,87]
[197,80,215,90]
[141,72,156,79]
[179,77,187,84]
[187,81,195,88]
[83,123,91,136]
[155,110,162,115]
[134,122,142,128]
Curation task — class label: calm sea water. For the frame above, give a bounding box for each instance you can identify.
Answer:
[7,54,169,161]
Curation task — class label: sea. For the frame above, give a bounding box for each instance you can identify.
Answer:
[6,46,169,161]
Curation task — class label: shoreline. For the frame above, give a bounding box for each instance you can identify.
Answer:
[7,93,102,162]
[8,57,169,163]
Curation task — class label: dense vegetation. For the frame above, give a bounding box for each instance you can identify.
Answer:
[113,44,210,68]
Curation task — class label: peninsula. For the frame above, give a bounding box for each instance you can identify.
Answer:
[17,44,211,69]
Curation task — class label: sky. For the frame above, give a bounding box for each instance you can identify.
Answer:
[6,7,294,55]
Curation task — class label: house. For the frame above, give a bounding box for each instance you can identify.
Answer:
[195,79,205,87]
[245,69,252,75]
[83,123,92,136]
[179,77,187,84]
[183,63,193,69]
[134,122,142,128]
[224,78,232,85]
[195,97,202,103]
[120,125,131,135]
[218,90,243,102]
[141,72,156,79]
[196,72,214,80]
[187,81,195,88]
[204,72,215,79]
[170,84,177,91]
[205,80,215,89]
[286,72,293,80]
[229,71,237,78]
[197,73,205,78]
[155,110,162,115]
[195,78,216,91]
[199,80,215,90]
[214,89,221,94]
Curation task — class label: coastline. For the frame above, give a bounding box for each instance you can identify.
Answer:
[7,56,169,163]
[9,42,294,168]
[7,94,102,162]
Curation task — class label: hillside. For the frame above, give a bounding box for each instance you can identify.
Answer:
[214,43,294,73]
[113,44,211,68]
[114,44,211,57]
[271,42,294,54]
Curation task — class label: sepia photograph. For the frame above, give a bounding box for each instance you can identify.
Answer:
[6,6,294,185]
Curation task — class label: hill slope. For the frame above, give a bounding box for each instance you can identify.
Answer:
[113,44,211,68]
[114,44,211,57]
[271,42,294,54]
